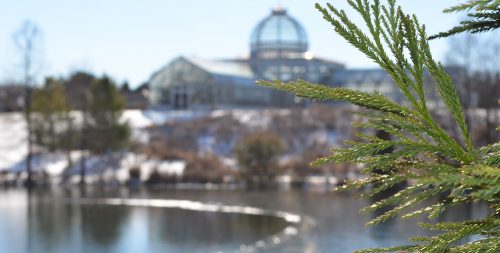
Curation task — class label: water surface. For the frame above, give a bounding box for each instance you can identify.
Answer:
[0,188,484,253]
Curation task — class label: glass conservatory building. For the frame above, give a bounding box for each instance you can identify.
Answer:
[149,7,397,109]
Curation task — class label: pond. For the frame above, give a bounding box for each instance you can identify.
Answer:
[0,187,485,253]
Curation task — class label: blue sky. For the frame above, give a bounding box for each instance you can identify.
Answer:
[0,0,461,87]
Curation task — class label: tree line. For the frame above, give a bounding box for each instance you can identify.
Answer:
[28,72,130,185]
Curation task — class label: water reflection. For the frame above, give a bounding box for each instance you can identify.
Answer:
[1,189,294,253]
[0,188,491,253]
[32,194,73,251]
[81,205,129,247]
[150,208,287,245]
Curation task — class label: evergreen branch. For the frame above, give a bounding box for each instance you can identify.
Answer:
[361,174,408,197]
[431,1,500,39]
[402,196,472,219]
[360,184,425,213]
[450,238,500,253]
[314,138,450,170]
[257,80,414,116]
[258,1,500,251]
[443,0,500,13]
[480,142,500,154]
[352,111,459,153]
[365,187,444,225]
[318,0,472,158]
[477,151,500,166]
[334,176,384,192]
[430,7,500,39]
[317,2,424,112]
[421,44,474,153]
[415,217,499,252]
[354,245,416,253]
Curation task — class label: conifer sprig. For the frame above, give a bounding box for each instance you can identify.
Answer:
[430,0,500,39]
[257,0,499,252]
[258,80,414,116]
[443,0,500,13]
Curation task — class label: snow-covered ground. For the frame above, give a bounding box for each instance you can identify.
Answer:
[0,108,343,185]
[0,109,249,176]
[0,110,154,175]
[0,113,27,170]
[144,109,209,125]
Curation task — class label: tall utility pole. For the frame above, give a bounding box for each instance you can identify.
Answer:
[13,20,41,187]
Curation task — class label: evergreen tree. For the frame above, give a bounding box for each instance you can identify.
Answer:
[32,77,68,152]
[87,76,130,155]
[259,0,499,252]
[63,72,94,184]
[32,77,76,180]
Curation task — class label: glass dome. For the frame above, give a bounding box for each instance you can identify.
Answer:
[250,7,309,59]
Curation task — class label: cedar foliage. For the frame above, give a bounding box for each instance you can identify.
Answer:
[430,0,500,39]
[258,0,499,252]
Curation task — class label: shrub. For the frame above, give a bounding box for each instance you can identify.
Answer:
[182,153,233,183]
[235,132,284,184]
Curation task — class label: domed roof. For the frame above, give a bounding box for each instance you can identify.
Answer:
[250,7,309,59]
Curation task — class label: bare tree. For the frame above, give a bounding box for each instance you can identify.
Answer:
[445,33,478,110]
[445,31,500,145]
[13,20,42,187]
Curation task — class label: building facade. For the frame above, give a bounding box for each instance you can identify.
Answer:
[149,7,398,110]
